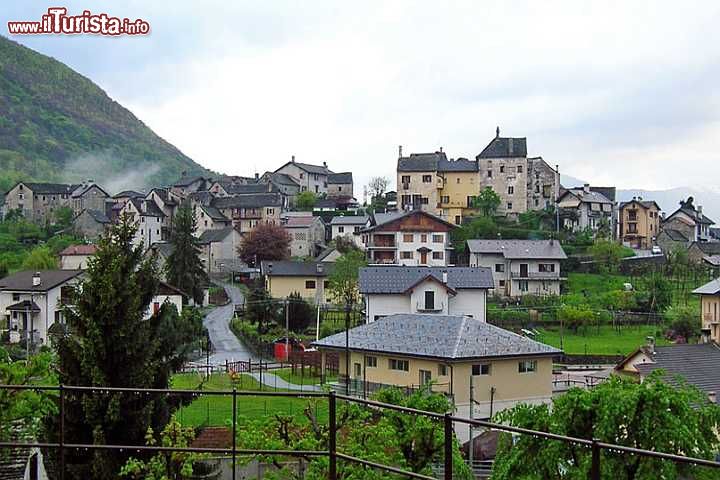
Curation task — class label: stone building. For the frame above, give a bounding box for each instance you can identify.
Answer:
[274,156,333,195]
[662,197,715,244]
[4,182,77,223]
[526,157,560,212]
[327,172,353,198]
[476,131,529,217]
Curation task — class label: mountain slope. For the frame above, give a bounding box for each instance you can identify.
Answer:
[0,35,212,192]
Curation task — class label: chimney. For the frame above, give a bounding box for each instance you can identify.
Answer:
[254,172,259,181]
[638,196,643,201]
[709,391,717,404]
[442,270,448,284]
[291,155,295,163]
[439,146,443,153]
[496,126,500,138]
[323,161,327,168]
[32,272,41,287]
[698,205,703,216]
[583,183,590,194]
[317,263,324,274]
[398,145,403,158]
[645,336,655,355]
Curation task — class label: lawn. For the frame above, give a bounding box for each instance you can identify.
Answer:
[171,373,328,427]
[536,325,670,356]
[273,367,337,386]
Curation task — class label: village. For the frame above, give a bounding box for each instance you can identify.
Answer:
[3,129,720,478]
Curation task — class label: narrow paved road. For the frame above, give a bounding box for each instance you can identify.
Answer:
[247,372,323,391]
[203,284,262,365]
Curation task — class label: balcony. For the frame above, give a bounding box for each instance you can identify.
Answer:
[368,236,396,249]
[416,301,444,312]
[511,271,565,280]
[704,313,718,323]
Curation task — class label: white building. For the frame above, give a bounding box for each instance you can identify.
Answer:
[274,156,333,195]
[330,215,368,249]
[557,185,616,237]
[359,210,458,266]
[145,282,186,320]
[0,270,83,346]
[59,244,97,270]
[198,226,243,274]
[120,198,167,250]
[467,239,567,297]
[359,266,494,323]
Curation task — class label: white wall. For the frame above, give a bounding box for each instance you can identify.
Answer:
[365,284,486,323]
[365,294,412,322]
[60,255,92,270]
[0,283,72,346]
[449,290,486,320]
[396,231,449,266]
[144,294,183,320]
[331,225,366,249]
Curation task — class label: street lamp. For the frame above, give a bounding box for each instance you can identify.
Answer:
[345,301,351,395]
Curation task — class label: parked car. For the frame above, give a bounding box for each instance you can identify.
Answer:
[651,246,662,255]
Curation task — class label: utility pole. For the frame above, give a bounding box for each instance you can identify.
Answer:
[556,164,561,234]
[469,376,474,467]
[285,299,290,362]
[345,302,351,395]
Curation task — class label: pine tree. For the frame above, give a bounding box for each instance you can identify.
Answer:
[50,214,171,479]
[166,204,207,304]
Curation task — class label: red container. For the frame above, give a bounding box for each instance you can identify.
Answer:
[274,342,290,361]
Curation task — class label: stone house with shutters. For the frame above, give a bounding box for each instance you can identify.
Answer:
[662,197,715,244]
[274,156,333,195]
[72,209,111,240]
[194,205,232,238]
[359,266,494,323]
[327,172,353,199]
[70,181,110,215]
[120,198,167,250]
[282,214,326,258]
[476,133,529,218]
[466,239,567,297]
[313,314,561,440]
[4,182,77,223]
[211,194,283,235]
[557,185,615,237]
[358,210,458,266]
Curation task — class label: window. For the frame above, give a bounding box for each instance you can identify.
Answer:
[534,198,539,207]
[338,226,345,233]
[421,197,429,205]
[300,173,304,179]
[354,226,360,233]
[508,186,514,195]
[441,195,450,204]
[401,175,411,184]
[456,177,461,184]
[419,369,432,385]
[539,264,556,273]
[365,356,377,367]
[499,279,506,287]
[421,234,427,243]
[338,186,342,191]
[432,234,443,243]
[424,291,435,310]
[495,264,505,273]
[519,280,529,292]
[472,364,491,376]
[389,359,409,371]
[432,251,443,260]
[507,202,513,210]
[519,360,537,373]
[438,364,448,376]
[267,208,274,215]
[305,280,316,289]
[500,166,505,173]
[403,234,414,242]
[517,165,523,173]
[422,175,432,183]
[455,215,461,224]
[12,293,20,301]
[354,363,362,376]
[487,170,493,177]
[401,251,413,259]
[324,281,329,289]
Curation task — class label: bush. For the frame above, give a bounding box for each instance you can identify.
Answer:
[283,292,313,333]
[664,305,699,342]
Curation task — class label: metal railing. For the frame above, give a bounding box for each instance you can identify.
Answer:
[1,384,720,480]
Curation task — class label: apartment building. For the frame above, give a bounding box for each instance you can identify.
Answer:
[359,210,457,266]
[618,198,661,249]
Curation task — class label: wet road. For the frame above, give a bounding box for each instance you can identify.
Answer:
[203,284,261,365]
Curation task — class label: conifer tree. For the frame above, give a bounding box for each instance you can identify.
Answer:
[166,204,207,304]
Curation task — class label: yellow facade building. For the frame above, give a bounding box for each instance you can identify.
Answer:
[618,198,661,249]
[261,260,334,305]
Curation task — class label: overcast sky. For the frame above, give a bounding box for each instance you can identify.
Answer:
[5,1,720,196]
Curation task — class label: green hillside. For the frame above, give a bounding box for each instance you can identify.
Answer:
[0,36,213,192]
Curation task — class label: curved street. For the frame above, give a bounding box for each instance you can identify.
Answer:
[202,283,261,365]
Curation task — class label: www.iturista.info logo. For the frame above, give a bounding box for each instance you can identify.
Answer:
[7,7,150,35]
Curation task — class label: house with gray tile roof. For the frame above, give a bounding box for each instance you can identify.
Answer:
[467,239,567,297]
[261,260,335,305]
[197,226,242,275]
[327,172,353,199]
[616,342,720,401]
[0,270,83,347]
[330,215,368,249]
[359,266,494,322]
[312,313,560,420]
[274,156,334,195]
[557,184,616,238]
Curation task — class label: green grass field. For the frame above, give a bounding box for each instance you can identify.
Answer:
[171,373,328,427]
[536,325,670,356]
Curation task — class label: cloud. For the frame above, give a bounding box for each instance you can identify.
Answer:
[7,1,720,192]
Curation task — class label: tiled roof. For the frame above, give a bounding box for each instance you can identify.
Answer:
[151,242,174,258]
[277,161,331,175]
[660,229,689,242]
[198,227,235,244]
[212,194,283,209]
[224,183,277,195]
[200,205,230,222]
[6,300,41,312]
[313,314,561,360]
[83,209,111,224]
[562,188,613,205]
[437,158,478,172]
[362,210,457,233]
[690,242,720,255]
[22,182,76,194]
[619,200,661,210]
[129,198,166,218]
[330,215,368,225]
[261,260,334,277]
[397,152,446,172]
[191,427,232,449]
[466,239,567,260]
[173,175,208,187]
[263,172,300,186]
[693,278,720,295]
[59,244,97,256]
[328,172,353,184]
[0,270,82,292]
[477,137,527,159]
[630,343,720,397]
[284,215,322,228]
[113,190,144,199]
[359,266,494,293]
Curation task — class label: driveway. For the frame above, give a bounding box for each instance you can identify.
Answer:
[203,284,262,365]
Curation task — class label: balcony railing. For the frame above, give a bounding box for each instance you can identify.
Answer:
[510,271,565,280]
[368,238,396,248]
[704,313,718,323]
[416,301,445,312]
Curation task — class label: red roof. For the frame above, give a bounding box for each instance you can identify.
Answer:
[284,216,317,227]
[59,244,98,256]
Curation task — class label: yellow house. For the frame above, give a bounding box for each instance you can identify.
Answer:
[261,260,334,305]
[693,279,720,342]
[313,313,561,422]
[618,198,661,249]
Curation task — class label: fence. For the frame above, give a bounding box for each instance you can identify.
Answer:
[2,384,720,480]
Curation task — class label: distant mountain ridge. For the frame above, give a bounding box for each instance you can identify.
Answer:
[0,35,213,192]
